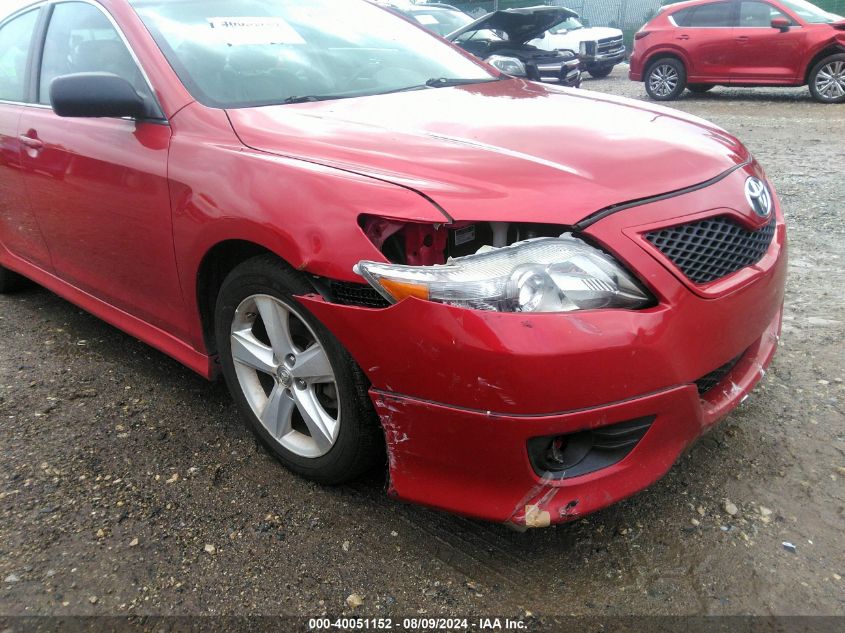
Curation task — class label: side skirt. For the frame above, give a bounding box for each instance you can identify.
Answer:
[0,249,213,379]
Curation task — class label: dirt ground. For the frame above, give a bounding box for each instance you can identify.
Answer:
[1,67,843,627]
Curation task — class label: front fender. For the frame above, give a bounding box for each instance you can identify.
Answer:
[167,104,445,350]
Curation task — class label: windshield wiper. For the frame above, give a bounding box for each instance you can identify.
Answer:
[385,77,501,95]
[284,78,501,103]
[424,77,498,88]
[282,94,351,104]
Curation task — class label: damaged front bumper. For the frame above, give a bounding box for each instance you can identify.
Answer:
[297,172,787,526]
[297,253,785,525]
[372,308,780,527]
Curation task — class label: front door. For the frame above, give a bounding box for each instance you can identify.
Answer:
[729,1,805,82]
[18,1,189,337]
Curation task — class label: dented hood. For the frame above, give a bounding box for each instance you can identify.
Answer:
[226,79,749,225]
[446,6,578,44]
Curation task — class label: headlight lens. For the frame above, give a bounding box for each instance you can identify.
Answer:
[579,41,588,56]
[355,234,652,313]
[484,55,527,77]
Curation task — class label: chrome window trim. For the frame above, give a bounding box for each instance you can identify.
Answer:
[0,0,167,121]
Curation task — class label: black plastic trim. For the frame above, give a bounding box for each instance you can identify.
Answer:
[574,159,752,230]
[527,415,656,480]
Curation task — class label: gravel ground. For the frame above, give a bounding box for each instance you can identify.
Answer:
[1,67,844,625]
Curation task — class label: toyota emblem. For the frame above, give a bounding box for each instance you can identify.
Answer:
[745,177,772,218]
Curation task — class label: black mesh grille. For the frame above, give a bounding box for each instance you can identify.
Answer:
[329,281,389,309]
[646,215,776,284]
[695,354,743,395]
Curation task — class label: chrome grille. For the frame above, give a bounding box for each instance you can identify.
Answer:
[597,36,624,54]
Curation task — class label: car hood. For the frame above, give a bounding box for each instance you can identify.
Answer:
[548,26,623,43]
[530,26,623,51]
[226,79,749,225]
[446,7,578,44]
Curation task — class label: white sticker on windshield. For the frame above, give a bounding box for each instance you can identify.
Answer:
[207,17,306,46]
[414,14,439,26]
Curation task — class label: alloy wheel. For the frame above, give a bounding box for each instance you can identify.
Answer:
[815,61,845,101]
[648,64,679,98]
[230,294,340,458]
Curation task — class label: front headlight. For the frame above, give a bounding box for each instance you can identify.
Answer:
[579,41,588,56]
[354,234,652,313]
[484,55,527,77]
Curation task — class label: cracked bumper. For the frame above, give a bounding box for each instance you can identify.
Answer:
[297,186,787,525]
[371,308,780,526]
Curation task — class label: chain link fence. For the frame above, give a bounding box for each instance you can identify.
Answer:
[452,0,844,25]
[450,0,844,57]
[452,0,669,27]
[450,0,664,53]
[815,0,845,15]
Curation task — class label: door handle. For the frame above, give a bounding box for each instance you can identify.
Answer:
[676,34,690,40]
[19,135,44,150]
[735,36,750,43]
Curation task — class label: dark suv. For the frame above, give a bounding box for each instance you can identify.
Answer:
[393,4,582,87]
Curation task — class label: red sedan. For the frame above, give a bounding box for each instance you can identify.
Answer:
[0,0,786,527]
[630,0,845,103]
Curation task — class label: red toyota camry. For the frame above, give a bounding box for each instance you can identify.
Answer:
[0,0,786,527]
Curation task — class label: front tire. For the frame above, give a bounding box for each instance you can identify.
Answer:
[645,58,686,101]
[0,265,29,294]
[588,66,613,79]
[214,255,383,484]
[808,54,845,104]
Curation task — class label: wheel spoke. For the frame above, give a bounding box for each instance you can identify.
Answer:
[230,293,341,459]
[292,344,333,384]
[294,390,337,452]
[231,330,276,375]
[261,386,295,438]
[816,62,845,100]
[255,296,296,358]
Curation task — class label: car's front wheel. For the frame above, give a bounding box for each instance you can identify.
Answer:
[645,58,686,101]
[0,265,29,294]
[808,54,845,104]
[588,66,613,79]
[214,255,383,484]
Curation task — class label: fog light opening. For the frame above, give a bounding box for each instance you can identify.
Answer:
[527,416,655,480]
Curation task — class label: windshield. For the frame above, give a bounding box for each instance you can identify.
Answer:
[130,0,496,108]
[549,17,584,33]
[408,9,473,37]
[780,0,842,23]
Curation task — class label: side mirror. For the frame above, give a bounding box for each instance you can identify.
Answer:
[771,17,791,31]
[50,73,148,119]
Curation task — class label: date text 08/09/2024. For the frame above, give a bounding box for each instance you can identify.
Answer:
[308,617,528,630]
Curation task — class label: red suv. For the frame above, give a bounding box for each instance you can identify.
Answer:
[630,0,845,103]
[0,0,786,527]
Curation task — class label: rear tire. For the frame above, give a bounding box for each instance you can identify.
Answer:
[688,84,714,93]
[0,265,29,294]
[214,255,383,485]
[808,53,845,104]
[645,57,686,101]
[588,66,613,79]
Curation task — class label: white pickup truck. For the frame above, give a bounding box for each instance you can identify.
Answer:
[529,14,625,78]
